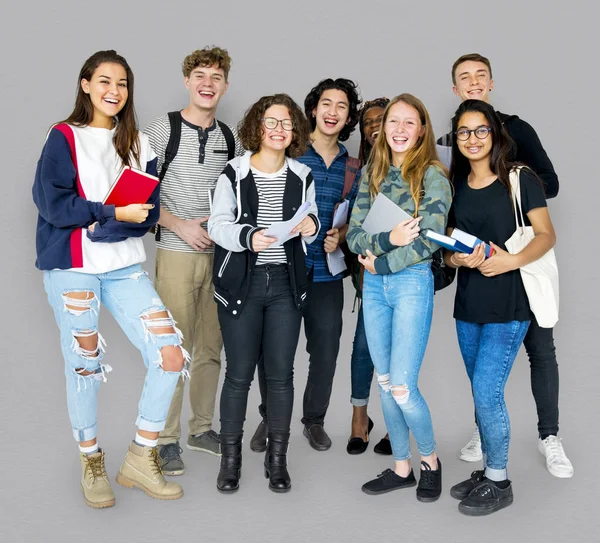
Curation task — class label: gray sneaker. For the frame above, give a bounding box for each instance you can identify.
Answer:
[158,442,185,476]
[187,430,221,456]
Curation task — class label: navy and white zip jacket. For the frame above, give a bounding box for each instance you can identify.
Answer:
[208,151,320,317]
[32,123,159,273]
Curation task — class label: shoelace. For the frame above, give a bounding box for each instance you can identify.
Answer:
[85,454,107,481]
[149,447,164,476]
[205,430,220,443]
[419,465,438,488]
[465,432,481,451]
[544,437,567,463]
[160,442,183,463]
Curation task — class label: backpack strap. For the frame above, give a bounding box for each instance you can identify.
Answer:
[159,111,182,182]
[217,120,236,161]
[342,156,361,200]
[154,111,182,241]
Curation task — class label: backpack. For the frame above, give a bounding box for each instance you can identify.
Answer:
[154,111,236,241]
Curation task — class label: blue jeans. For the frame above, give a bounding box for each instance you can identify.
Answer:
[350,304,374,406]
[362,263,435,461]
[456,319,530,480]
[44,264,189,442]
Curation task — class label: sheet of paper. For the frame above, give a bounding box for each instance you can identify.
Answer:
[327,248,347,275]
[263,201,312,248]
[332,199,349,230]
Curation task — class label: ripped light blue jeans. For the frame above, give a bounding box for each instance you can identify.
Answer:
[44,264,189,442]
[362,262,436,461]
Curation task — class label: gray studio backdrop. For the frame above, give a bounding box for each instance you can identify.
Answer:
[1,1,598,542]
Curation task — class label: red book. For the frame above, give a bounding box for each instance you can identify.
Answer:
[103,166,159,206]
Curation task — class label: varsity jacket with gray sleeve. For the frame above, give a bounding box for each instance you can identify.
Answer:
[208,151,320,317]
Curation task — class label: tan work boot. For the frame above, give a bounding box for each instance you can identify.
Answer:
[80,449,116,509]
[116,441,183,500]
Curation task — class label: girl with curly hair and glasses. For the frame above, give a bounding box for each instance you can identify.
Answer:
[208,94,320,494]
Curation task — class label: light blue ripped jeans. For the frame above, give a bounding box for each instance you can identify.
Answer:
[43,264,190,442]
[362,262,436,461]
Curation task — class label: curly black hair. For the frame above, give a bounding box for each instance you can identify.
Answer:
[238,93,311,158]
[303,78,361,142]
[358,97,390,165]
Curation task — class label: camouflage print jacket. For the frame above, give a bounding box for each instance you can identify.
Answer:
[347,165,452,275]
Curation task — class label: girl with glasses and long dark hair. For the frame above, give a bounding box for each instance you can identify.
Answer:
[33,50,189,508]
[208,94,319,494]
[445,99,556,516]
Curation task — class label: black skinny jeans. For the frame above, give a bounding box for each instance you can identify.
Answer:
[524,317,560,438]
[219,265,302,438]
[258,278,344,427]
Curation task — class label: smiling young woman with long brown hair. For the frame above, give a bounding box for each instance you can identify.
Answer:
[33,50,188,509]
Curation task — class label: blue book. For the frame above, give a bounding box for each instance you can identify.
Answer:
[425,229,495,258]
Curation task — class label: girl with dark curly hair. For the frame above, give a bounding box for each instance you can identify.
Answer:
[208,94,320,494]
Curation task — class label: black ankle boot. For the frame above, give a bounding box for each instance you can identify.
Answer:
[264,432,291,493]
[216,435,242,493]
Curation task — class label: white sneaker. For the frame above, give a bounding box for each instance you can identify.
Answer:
[460,427,483,462]
[538,435,574,478]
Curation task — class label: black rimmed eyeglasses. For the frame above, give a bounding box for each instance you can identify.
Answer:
[261,117,294,131]
[455,126,492,141]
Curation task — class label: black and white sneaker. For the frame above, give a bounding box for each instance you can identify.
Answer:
[361,468,416,495]
[458,480,513,516]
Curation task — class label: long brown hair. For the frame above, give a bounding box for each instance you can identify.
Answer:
[367,93,447,215]
[61,50,140,167]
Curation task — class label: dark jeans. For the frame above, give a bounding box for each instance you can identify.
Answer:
[258,278,344,426]
[219,265,302,438]
[524,318,560,438]
[350,304,374,406]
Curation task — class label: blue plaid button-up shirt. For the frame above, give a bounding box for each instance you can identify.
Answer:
[298,144,360,282]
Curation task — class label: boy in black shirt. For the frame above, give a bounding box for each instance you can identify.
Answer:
[438,53,572,478]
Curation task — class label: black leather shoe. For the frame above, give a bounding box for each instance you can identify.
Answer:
[346,418,374,455]
[303,424,332,451]
[450,469,485,500]
[250,420,267,453]
[264,432,291,493]
[362,468,417,495]
[458,480,513,516]
[373,436,393,456]
[416,459,442,502]
[216,436,242,493]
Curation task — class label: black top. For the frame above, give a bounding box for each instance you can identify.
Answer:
[448,168,547,324]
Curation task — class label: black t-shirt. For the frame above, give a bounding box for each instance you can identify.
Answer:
[448,168,547,323]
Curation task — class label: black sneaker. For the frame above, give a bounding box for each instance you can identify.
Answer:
[158,442,184,476]
[416,459,442,502]
[458,480,513,516]
[450,469,485,500]
[373,436,393,456]
[362,468,416,495]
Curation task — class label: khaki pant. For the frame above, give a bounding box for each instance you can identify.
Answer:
[155,249,223,444]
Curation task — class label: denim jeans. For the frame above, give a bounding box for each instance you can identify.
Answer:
[44,264,188,442]
[257,278,344,427]
[350,304,374,406]
[456,319,530,481]
[219,265,302,438]
[362,262,436,461]
[523,318,560,438]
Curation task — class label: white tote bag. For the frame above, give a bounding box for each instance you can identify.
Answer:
[504,168,559,328]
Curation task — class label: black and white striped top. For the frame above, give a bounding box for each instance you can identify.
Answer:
[252,165,288,265]
[144,114,244,253]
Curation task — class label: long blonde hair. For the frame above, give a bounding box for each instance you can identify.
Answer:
[367,93,447,215]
